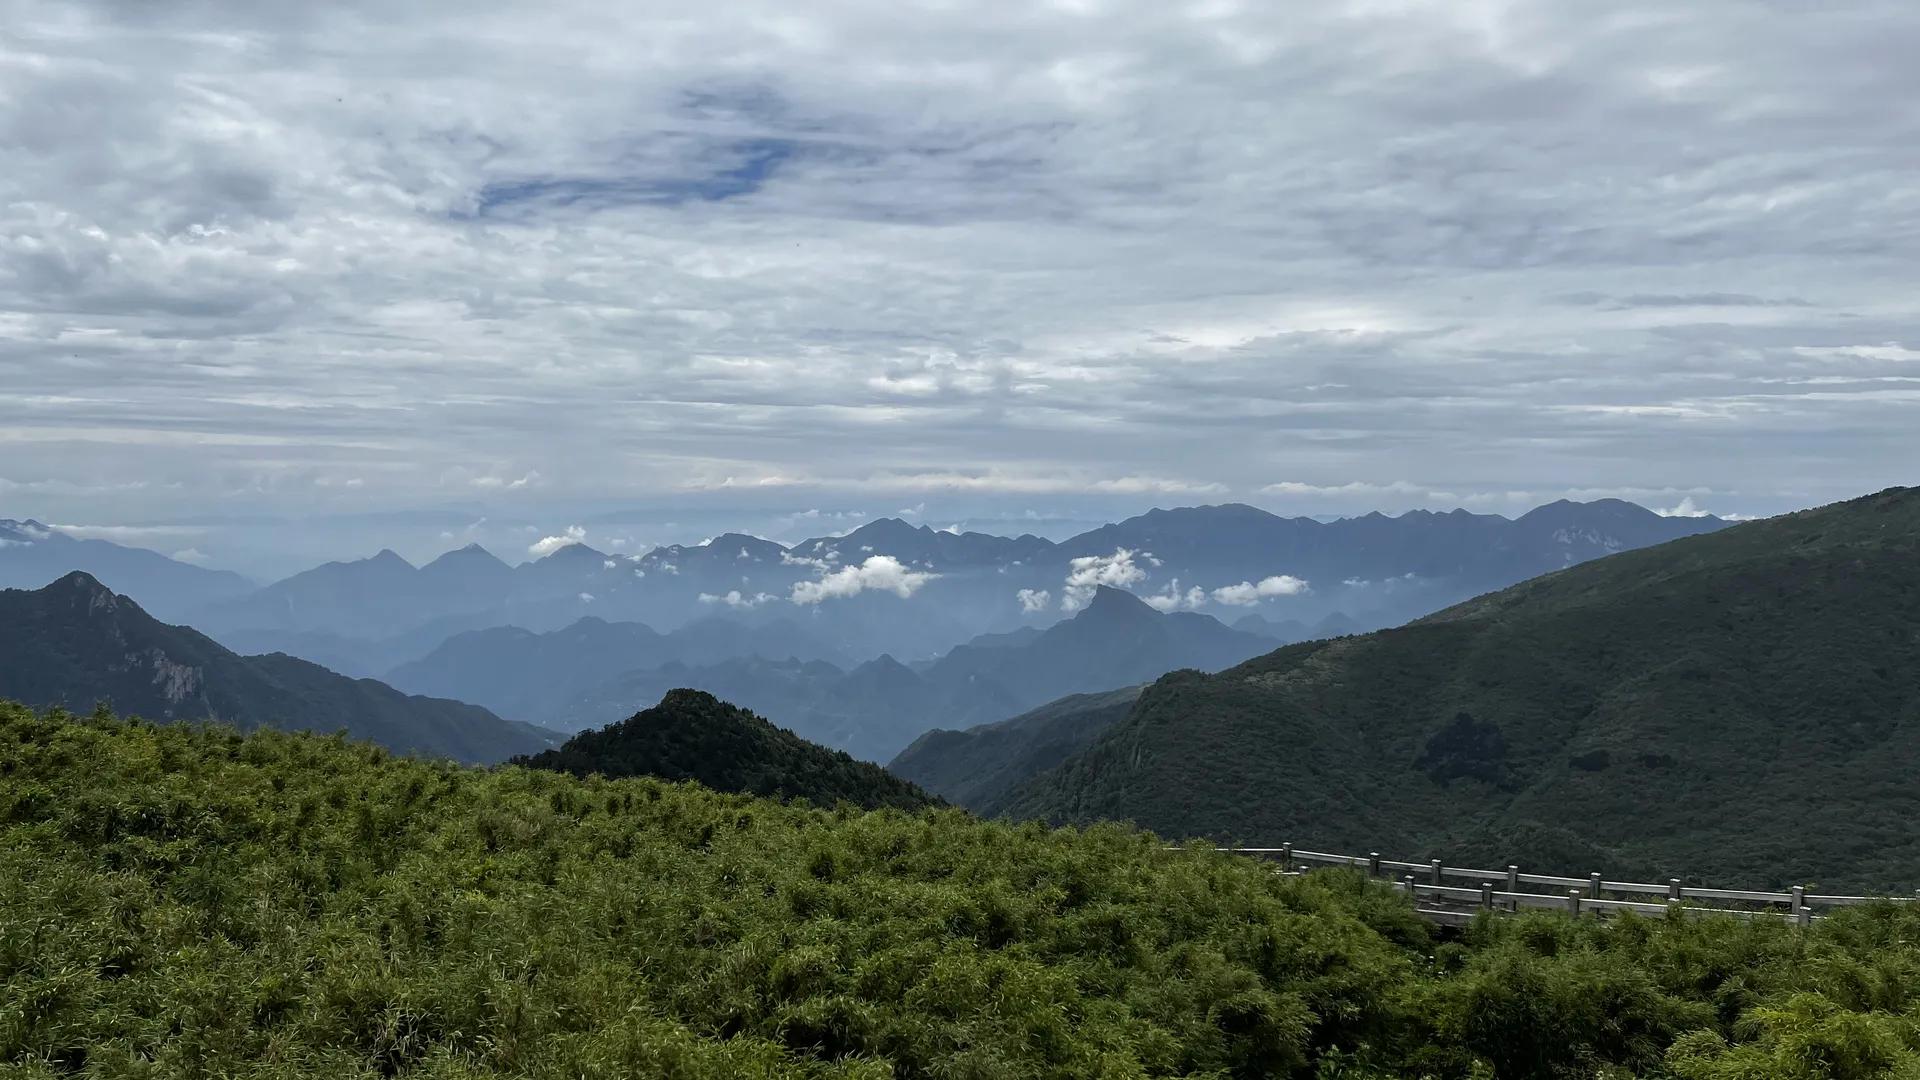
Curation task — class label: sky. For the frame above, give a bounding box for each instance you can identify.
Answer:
[4,0,1918,576]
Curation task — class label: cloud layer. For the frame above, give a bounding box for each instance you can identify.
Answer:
[790,555,935,604]
[4,0,1918,546]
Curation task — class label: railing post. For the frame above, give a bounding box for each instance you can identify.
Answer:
[1669,878,1682,901]
[1279,842,1292,873]
[1792,886,1808,928]
[1431,858,1443,885]
[1588,872,1602,898]
[1568,890,1582,918]
[1481,882,1494,911]
[1667,899,1682,921]
[1403,874,1416,906]
[1368,851,1381,878]
[1507,865,1520,912]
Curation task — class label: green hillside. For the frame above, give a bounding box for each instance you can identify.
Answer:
[887,686,1143,812]
[517,689,936,812]
[0,572,554,763]
[1004,487,1920,891]
[14,700,1920,1078]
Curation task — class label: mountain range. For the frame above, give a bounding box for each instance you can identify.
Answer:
[978,487,1920,890]
[2,501,1731,683]
[0,519,253,622]
[392,584,1275,761]
[0,573,555,763]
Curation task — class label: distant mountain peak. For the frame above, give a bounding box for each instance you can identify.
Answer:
[53,570,113,599]
[1081,585,1157,620]
[422,543,509,572]
[843,517,928,541]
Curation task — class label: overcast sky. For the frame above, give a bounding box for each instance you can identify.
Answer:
[4,0,1917,574]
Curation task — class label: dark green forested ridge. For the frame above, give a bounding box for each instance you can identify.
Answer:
[16,701,1920,1078]
[1004,486,1920,891]
[0,572,554,763]
[887,685,1143,812]
[516,688,936,812]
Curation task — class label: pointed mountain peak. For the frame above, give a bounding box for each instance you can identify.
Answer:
[368,548,415,569]
[424,543,508,571]
[46,571,131,616]
[54,569,109,594]
[1080,585,1158,620]
[849,517,929,538]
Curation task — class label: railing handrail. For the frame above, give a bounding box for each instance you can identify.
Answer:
[1209,844,1915,920]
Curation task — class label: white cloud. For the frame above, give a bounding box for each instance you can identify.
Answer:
[790,555,937,604]
[1210,575,1311,606]
[529,525,586,557]
[681,474,809,491]
[1261,480,1426,498]
[170,547,210,564]
[699,589,777,609]
[1060,548,1146,612]
[1655,497,1758,522]
[1143,580,1208,612]
[46,523,203,543]
[578,592,595,602]
[868,471,1228,496]
[472,471,541,491]
[1656,497,1712,518]
[0,0,1909,534]
[1016,587,1051,613]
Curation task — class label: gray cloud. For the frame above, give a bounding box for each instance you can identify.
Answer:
[3,0,1917,570]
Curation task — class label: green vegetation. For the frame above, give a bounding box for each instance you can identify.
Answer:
[1002,487,1920,891]
[0,572,554,764]
[516,689,936,812]
[13,701,1920,1078]
[888,685,1142,812]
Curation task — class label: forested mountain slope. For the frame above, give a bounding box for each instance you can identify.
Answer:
[887,685,1143,812]
[516,689,935,811]
[1006,488,1920,890]
[0,572,553,763]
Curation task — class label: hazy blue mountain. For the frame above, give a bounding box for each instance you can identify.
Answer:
[193,548,444,638]
[919,586,1272,715]
[887,685,1143,812]
[383,614,850,721]
[1230,613,1313,642]
[0,573,554,763]
[549,587,1272,762]
[387,618,671,720]
[1053,500,1728,630]
[0,520,253,622]
[787,518,1055,570]
[175,498,1730,687]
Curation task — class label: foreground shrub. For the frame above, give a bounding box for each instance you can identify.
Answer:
[6,701,1920,1078]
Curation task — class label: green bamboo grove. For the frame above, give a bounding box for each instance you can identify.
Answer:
[6,700,1920,1079]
